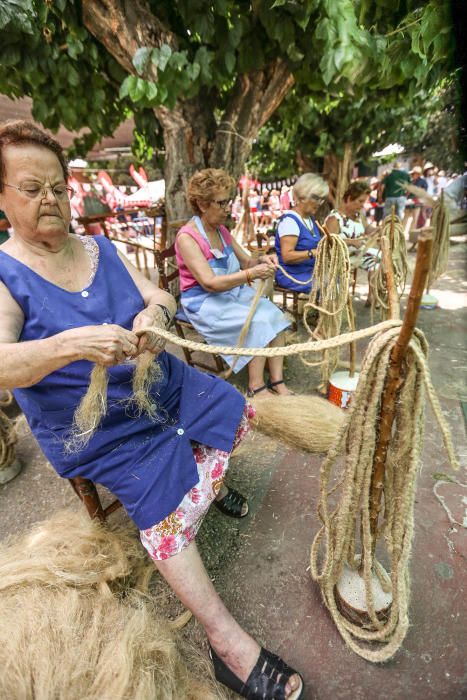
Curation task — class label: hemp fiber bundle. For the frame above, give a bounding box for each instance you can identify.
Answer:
[427,191,450,290]
[0,510,221,700]
[251,394,346,453]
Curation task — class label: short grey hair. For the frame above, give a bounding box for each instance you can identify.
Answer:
[293,173,329,202]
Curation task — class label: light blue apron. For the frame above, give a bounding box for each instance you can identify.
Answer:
[180,217,290,373]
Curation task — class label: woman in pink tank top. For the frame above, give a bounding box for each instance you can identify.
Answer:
[175,168,293,398]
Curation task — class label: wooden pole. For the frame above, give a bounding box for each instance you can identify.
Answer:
[315,221,332,241]
[347,297,357,377]
[368,233,433,554]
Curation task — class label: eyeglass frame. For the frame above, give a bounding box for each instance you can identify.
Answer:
[3,182,75,201]
[210,198,231,209]
[305,194,327,205]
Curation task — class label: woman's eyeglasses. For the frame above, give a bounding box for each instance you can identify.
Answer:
[211,198,231,209]
[307,194,326,205]
[3,182,75,201]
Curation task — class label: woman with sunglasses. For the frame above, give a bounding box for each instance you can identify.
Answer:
[175,168,293,399]
[274,173,329,294]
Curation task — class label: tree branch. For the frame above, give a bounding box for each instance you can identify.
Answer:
[82,0,177,76]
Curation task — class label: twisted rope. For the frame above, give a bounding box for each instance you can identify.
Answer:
[0,391,18,470]
[301,234,351,382]
[309,326,459,662]
[371,214,407,319]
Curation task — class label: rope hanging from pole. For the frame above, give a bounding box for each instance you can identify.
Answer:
[302,231,351,384]
[309,325,459,663]
[370,213,408,320]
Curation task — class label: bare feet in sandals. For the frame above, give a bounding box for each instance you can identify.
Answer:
[268,379,295,396]
[210,628,304,699]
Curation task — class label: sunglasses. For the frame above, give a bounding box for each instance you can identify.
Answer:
[211,198,231,208]
[307,194,326,205]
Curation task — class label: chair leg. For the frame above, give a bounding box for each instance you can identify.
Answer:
[69,476,106,521]
[351,268,358,297]
[292,293,299,332]
[175,322,195,367]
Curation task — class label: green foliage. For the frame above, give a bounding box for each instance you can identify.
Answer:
[248,72,462,178]
[0,0,457,162]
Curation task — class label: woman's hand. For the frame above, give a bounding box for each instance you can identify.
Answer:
[65,324,139,366]
[132,305,168,355]
[257,253,278,268]
[250,262,276,280]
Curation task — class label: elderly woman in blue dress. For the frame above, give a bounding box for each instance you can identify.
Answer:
[274,173,329,294]
[175,168,293,398]
[0,122,304,700]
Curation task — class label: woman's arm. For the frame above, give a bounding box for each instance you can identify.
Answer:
[280,236,316,264]
[326,215,363,247]
[177,234,274,293]
[229,237,277,271]
[0,282,139,389]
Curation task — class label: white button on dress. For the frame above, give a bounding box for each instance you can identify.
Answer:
[177,428,184,436]
[81,290,89,298]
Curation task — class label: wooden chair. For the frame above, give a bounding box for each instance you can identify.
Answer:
[68,476,122,522]
[154,243,225,374]
[273,285,302,332]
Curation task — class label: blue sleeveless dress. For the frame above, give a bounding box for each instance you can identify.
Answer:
[274,211,321,293]
[0,235,245,529]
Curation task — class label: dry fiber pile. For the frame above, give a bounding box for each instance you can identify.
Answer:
[0,510,221,700]
[251,394,345,454]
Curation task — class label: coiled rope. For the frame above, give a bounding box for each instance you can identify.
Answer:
[309,325,459,662]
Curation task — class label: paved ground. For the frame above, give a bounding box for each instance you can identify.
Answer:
[1,238,466,699]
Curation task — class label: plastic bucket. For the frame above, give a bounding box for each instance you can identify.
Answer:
[420,293,438,310]
[328,371,360,410]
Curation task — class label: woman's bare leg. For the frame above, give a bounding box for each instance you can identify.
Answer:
[154,541,300,696]
[247,355,268,394]
[267,333,293,395]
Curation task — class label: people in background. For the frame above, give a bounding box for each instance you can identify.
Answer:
[381,161,411,219]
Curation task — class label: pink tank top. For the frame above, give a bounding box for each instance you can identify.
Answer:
[175,223,233,292]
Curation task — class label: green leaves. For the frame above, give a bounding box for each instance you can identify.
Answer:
[132,47,152,74]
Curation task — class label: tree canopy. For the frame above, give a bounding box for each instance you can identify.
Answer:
[0,0,457,218]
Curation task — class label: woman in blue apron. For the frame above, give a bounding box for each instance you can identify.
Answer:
[274,173,329,294]
[175,168,292,398]
[0,125,304,700]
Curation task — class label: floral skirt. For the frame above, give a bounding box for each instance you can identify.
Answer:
[140,403,255,561]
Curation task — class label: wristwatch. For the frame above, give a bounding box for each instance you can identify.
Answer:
[307,249,314,258]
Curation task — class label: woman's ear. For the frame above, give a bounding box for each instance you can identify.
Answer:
[196,198,209,214]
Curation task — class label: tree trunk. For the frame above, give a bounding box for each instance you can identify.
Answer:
[82,0,294,235]
[323,143,354,209]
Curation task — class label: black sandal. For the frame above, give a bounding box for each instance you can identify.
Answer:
[246,384,270,398]
[213,486,249,519]
[268,380,295,395]
[209,645,304,700]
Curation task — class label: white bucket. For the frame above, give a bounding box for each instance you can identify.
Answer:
[328,371,360,410]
